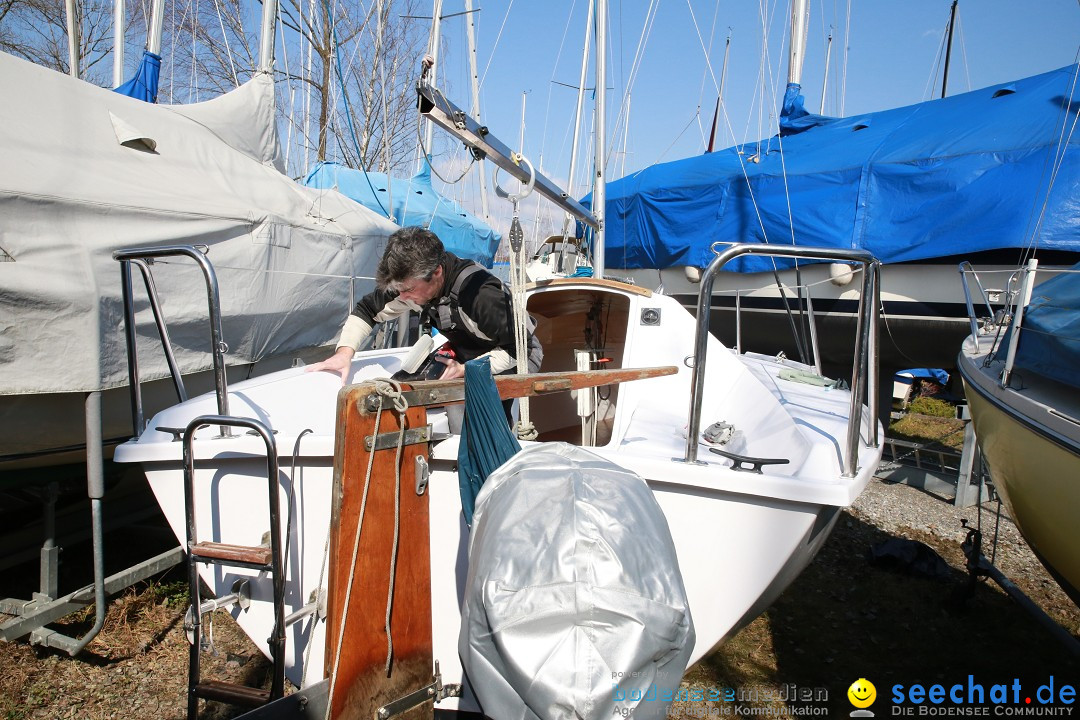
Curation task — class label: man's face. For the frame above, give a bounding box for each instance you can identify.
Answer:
[394,265,444,305]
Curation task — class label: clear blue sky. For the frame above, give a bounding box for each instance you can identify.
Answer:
[423,0,1080,239]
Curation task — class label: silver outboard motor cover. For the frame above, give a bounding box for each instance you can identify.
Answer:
[460,443,695,720]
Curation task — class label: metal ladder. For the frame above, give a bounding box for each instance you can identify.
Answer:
[182,414,285,719]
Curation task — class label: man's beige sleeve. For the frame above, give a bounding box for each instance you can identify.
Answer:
[476,348,515,374]
[336,314,373,353]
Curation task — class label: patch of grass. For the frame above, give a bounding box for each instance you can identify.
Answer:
[889,413,966,451]
[907,396,955,418]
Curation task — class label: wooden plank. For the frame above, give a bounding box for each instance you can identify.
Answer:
[492,365,675,400]
[325,382,434,720]
[190,542,271,566]
[531,378,572,393]
[526,276,653,297]
[375,365,677,411]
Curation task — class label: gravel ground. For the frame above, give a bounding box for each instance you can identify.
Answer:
[2,474,1077,719]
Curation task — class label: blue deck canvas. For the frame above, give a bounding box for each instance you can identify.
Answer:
[590,65,1080,274]
[1003,260,1080,390]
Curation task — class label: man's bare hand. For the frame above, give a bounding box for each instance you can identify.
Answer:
[435,354,465,380]
[305,346,355,384]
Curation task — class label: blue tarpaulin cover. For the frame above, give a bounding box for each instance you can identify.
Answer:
[457,358,521,525]
[591,65,1080,274]
[114,50,161,103]
[304,160,501,267]
[896,368,950,385]
[1002,260,1080,390]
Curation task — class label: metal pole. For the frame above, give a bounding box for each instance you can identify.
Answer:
[563,0,593,237]
[131,260,189,403]
[941,0,958,99]
[423,0,445,160]
[842,265,873,477]
[417,85,598,227]
[463,0,490,224]
[592,0,607,279]
[682,244,874,468]
[868,262,880,447]
[258,0,278,72]
[788,0,809,86]
[707,33,731,153]
[1001,258,1038,388]
[146,0,165,56]
[820,30,833,113]
[65,0,80,78]
[805,291,822,376]
[40,483,59,599]
[735,290,742,354]
[113,0,125,88]
[119,260,145,438]
[113,246,232,432]
[959,261,982,347]
[70,392,106,655]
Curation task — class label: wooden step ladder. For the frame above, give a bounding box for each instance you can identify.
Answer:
[181,415,286,720]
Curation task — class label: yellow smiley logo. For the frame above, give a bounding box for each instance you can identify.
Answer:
[848,678,876,709]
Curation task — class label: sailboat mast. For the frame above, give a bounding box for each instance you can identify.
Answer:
[113,0,124,87]
[707,32,731,153]
[941,0,958,99]
[788,0,809,86]
[146,0,164,55]
[592,0,607,279]
[463,0,491,225]
[258,0,278,72]
[820,30,833,113]
[423,0,446,161]
[65,0,80,78]
[563,0,594,237]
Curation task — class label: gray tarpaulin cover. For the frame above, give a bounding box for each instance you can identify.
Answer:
[460,443,695,720]
[0,52,397,456]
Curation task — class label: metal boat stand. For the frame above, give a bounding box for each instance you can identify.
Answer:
[0,391,184,653]
[876,417,992,508]
[959,521,1080,659]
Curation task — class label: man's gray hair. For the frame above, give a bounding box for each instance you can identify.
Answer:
[376,227,445,289]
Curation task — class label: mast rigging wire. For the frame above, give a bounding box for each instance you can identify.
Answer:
[479,0,514,89]
[317,0,390,218]
[606,0,659,169]
[209,0,238,87]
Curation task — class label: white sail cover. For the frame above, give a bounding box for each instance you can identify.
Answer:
[460,443,695,720]
[0,52,397,456]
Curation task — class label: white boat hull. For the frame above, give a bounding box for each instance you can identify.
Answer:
[115,280,881,712]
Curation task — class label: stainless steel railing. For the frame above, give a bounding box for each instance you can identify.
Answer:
[113,245,231,438]
[681,244,880,478]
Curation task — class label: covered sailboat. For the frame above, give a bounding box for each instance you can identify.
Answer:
[0,51,396,466]
[598,64,1080,369]
[304,160,501,267]
[958,260,1080,605]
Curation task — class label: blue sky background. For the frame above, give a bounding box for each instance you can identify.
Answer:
[423,0,1080,241]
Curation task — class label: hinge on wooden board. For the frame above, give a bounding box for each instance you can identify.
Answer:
[375,660,461,719]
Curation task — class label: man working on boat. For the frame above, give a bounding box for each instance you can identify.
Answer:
[307,225,542,383]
